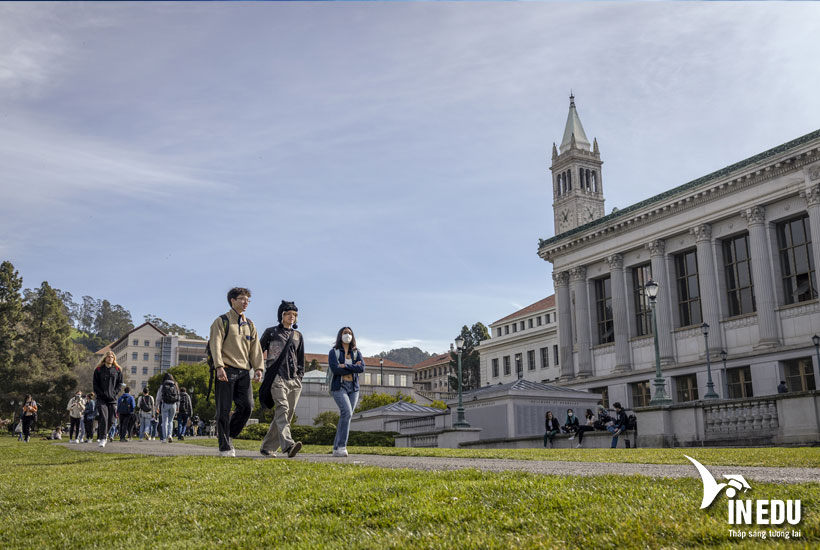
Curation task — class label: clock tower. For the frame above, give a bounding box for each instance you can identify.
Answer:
[551,94,605,235]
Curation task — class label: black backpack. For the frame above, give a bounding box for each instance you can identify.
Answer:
[162,381,180,404]
[138,395,153,413]
[117,395,134,414]
[626,414,638,431]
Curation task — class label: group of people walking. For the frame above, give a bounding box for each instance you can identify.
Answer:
[544,402,630,449]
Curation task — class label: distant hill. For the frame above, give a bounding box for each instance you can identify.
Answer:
[377,347,432,367]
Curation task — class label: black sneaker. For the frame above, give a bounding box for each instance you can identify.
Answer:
[260,448,275,457]
[286,441,302,458]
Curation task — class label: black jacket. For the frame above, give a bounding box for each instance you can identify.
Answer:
[259,324,305,380]
[613,409,628,430]
[179,392,193,416]
[545,417,560,432]
[93,365,123,404]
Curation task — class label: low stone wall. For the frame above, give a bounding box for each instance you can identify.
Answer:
[458,430,636,449]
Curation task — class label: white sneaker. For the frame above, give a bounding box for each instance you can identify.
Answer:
[98,439,107,448]
[568,435,575,441]
[332,448,348,457]
[219,449,236,458]
[575,444,582,448]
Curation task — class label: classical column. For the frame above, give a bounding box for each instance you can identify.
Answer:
[691,224,723,352]
[607,254,631,373]
[646,240,675,364]
[570,266,593,377]
[553,271,575,380]
[800,182,820,285]
[740,206,779,348]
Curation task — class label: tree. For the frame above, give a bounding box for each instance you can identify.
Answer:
[94,299,133,342]
[77,296,99,334]
[355,391,416,413]
[313,410,339,428]
[0,261,24,415]
[429,400,447,410]
[144,314,203,340]
[306,358,320,372]
[55,290,78,329]
[147,362,213,420]
[448,322,489,391]
[377,347,431,366]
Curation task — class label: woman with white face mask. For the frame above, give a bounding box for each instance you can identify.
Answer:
[328,326,365,457]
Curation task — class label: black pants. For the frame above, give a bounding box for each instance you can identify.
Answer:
[96,400,117,441]
[119,413,133,440]
[69,417,82,440]
[83,418,94,441]
[21,416,35,441]
[215,367,253,452]
[577,425,595,443]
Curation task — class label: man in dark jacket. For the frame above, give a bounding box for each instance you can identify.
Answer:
[259,300,305,458]
[116,387,136,442]
[177,387,193,440]
[93,351,123,448]
[607,402,629,448]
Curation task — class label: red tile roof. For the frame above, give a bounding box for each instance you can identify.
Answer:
[413,353,451,370]
[492,295,555,325]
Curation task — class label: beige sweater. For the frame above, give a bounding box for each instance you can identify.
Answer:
[209,308,264,372]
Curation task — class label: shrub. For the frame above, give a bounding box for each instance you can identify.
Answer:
[429,400,447,410]
[313,411,339,428]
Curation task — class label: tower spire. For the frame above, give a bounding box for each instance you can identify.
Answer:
[560,93,590,153]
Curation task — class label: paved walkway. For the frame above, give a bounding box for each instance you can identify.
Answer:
[59,440,820,483]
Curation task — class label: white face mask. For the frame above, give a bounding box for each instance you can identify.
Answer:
[568,412,573,416]
[342,334,352,344]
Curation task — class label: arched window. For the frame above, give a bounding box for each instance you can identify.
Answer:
[567,170,572,190]
[592,171,598,192]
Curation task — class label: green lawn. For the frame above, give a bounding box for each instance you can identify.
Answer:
[186,437,820,468]
[0,438,817,549]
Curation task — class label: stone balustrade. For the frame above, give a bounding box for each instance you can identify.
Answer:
[704,398,779,438]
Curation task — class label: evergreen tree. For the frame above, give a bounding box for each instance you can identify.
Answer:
[94,299,133,342]
[448,322,489,391]
[0,261,24,413]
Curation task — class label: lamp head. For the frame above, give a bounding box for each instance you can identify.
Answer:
[813,334,820,348]
[455,335,465,351]
[644,279,659,300]
[701,322,710,336]
[379,358,383,367]
[720,350,727,361]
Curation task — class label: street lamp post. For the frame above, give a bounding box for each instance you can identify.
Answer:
[453,335,470,428]
[379,358,384,387]
[813,335,820,376]
[720,350,728,399]
[645,280,672,405]
[701,323,719,399]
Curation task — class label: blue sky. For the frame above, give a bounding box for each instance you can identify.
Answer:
[2,2,819,357]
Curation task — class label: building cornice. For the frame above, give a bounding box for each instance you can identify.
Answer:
[538,129,820,262]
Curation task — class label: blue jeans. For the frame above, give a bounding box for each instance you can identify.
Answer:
[139,414,152,439]
[178,414,189,438]
[161,403,176,440]
[331,384,359,450]
[607,425,621,448]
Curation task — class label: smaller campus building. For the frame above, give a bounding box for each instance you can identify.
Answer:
[412,353,452,394]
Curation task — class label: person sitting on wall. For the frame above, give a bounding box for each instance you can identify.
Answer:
[543,410,560,448]
[563,408,580,437]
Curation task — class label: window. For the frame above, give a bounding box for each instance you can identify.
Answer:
[727,366,753,399]
[520,321,525,331]
[546,313,551,324]
[537,316,542,327]
[142,366,148,375]
[132,339,139,346]
[553,345,559,365]
[144,340,150,347]
[388,374,395,386]
[590,386,609,409]
[632,263,653,336]
[141,381,148,389]
[514,353,522,377]
[505,325,509,335]
[595,277,614,344]
[784,358,816,392]
[527,350,536,371]
[540,347,549,369]
[400,375,407,387]
[154,354,160,362]
[528,319,533,329]
[777,215,817,304]
[143,353,149,361]
[364,373,371,385]
[131,352,138,360]
[512,324,517,333]
[723,234,756,316]
[503,356,511,376]
[631,381,652,408]
[497,327,502,337]
[131,366,137,374]
[675,250,703,326]
[675,374,699,402]
[154,368,160,375]
[492,359,499,378]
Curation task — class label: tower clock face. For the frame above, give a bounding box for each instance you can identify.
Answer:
[558,208,571,231]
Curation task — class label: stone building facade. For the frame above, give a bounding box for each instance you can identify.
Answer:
[538,98,820,410]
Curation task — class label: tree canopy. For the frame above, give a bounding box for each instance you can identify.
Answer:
[448,322,489,391]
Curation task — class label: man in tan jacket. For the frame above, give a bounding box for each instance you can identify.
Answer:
[210,287,264,457]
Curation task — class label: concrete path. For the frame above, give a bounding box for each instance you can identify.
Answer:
[58,440,820,483]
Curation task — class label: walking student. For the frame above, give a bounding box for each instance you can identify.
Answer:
[66,390,86,443]
[258,300,304,458]
[116,387,136,442]
[210,287,264,457]
[136,387,155,441]
[82,393,96,443]
[327,327,365,458]
[177,387,193,440]
[93,351,123,448]
[20,394,38,443]
[156,373,180,444]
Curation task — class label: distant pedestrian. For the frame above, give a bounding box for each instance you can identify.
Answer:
[210,287,264,458]
[573,409,596,448]
[177,387,193,440]
[93,350,123,448]
[328,327,365,458]
[21,394,38,443]
[82,393,96,443]
[156,373,180,444]
[136,387,155,441]
[543,410,560,448]
[608,402,629,448]
[116,387,136,442]
[66,391,86,443]
[777,381,788,394]
[258,301,304,458]
[150,416,158,440]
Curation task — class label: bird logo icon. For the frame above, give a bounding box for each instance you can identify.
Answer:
[685,455,751,509]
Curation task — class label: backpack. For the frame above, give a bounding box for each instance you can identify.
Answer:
[138,394,153,413]
[626,414,638,431]
[162,381,180,404]
[179,393,192,416]
[117,395,134,414]
[326,349,360,393]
